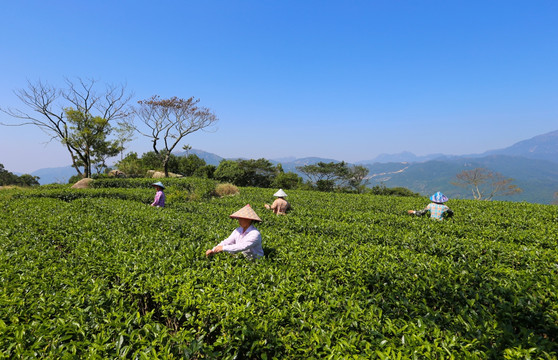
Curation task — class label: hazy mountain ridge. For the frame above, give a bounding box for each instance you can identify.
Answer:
[481,130,558,163]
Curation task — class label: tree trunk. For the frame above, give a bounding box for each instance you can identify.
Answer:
[163,153,170,178]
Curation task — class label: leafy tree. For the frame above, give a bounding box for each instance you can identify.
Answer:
[0,78,133,178]
[272,172,303,189]
[193,164,216,179]
[344,165,370,193]
[115,152,146,177]
[177,154,206,177]
[0,164,39,186]
[237,158,277,187]
[297,161,350,191]
[214,158,278,187]
[214,160,244,184]
[135,95,218,177]
[0,164,16,185]
[139,151,167,172]
[452,167,522,200]
[15,174,40,186]
[64,108,122,177]
[316,179,335,192]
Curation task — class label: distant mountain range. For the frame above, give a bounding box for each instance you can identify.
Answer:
[27,130,558,204]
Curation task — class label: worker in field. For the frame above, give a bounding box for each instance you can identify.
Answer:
[150,182,166,207]
[408,191,454,220]
[264,189,291,215]
[205,204,264,259]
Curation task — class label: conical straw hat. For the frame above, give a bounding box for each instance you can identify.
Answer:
[273,189,288,197]
[229,204,262,222]
[151,181,165,189]
[430,191,448,203]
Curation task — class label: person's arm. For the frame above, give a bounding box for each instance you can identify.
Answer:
[414,209,429,216]
[216,229,238,247]
[206,229,237,256]
[444,208,454,218]
[221,229,261,254]
[408,205,430,216]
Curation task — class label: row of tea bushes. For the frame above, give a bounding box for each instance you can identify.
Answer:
[0,186,556,358]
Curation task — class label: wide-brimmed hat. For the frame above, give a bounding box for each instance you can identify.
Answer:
[229,204,262,222]
[273,189,288,197]
[151,181,165,189]
[430,191,448,203]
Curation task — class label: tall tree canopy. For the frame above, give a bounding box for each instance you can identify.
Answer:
[135,96,218,177]
[0,78,133,178]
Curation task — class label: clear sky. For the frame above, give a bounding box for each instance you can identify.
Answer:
[1,0,557,174]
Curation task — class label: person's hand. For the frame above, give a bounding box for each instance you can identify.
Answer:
[264,204,270,209]
[407,210,415,214]
[206,246,223,257]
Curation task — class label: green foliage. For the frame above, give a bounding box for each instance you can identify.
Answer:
[116,152,210,179]
[235,158,277,187]
[215,159,283,188]
[115,152,148,177]
[64,108,122,177]
[368,184,420,197]
[0,185,557,358]
[178,154,206,177]
[214,160,244,184]
[297,161,371,192]
[272,171,303,190]
[193,164,216,179]
[68,174,84,184]
[91,177,218,200]
[0,163,40,186]
[297,161,349,185]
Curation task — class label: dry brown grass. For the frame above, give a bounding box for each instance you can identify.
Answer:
[214,183,239,197]
[0,185,22,191]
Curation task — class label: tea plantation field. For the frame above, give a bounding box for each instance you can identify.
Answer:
[0,180,557,359]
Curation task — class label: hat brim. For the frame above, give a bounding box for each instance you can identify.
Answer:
[229,204,262,222]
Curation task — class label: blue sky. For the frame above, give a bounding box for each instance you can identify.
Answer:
[1,1,557,173]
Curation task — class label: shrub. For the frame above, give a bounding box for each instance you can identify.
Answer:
[214,183,240,197]
[67,174,84,184]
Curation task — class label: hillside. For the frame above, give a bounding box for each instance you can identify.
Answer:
[362,156,558,204]
[482,129,558,163]
[0,183,556,358]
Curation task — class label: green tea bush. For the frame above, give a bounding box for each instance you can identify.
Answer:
[92,177,218,200]
[0,185,556,358]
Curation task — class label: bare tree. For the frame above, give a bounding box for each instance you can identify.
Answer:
[0,78,133,178]
[134,96,218,177]
[452,167,522,200]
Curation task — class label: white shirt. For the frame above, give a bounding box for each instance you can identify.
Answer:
[215,225,264,259]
